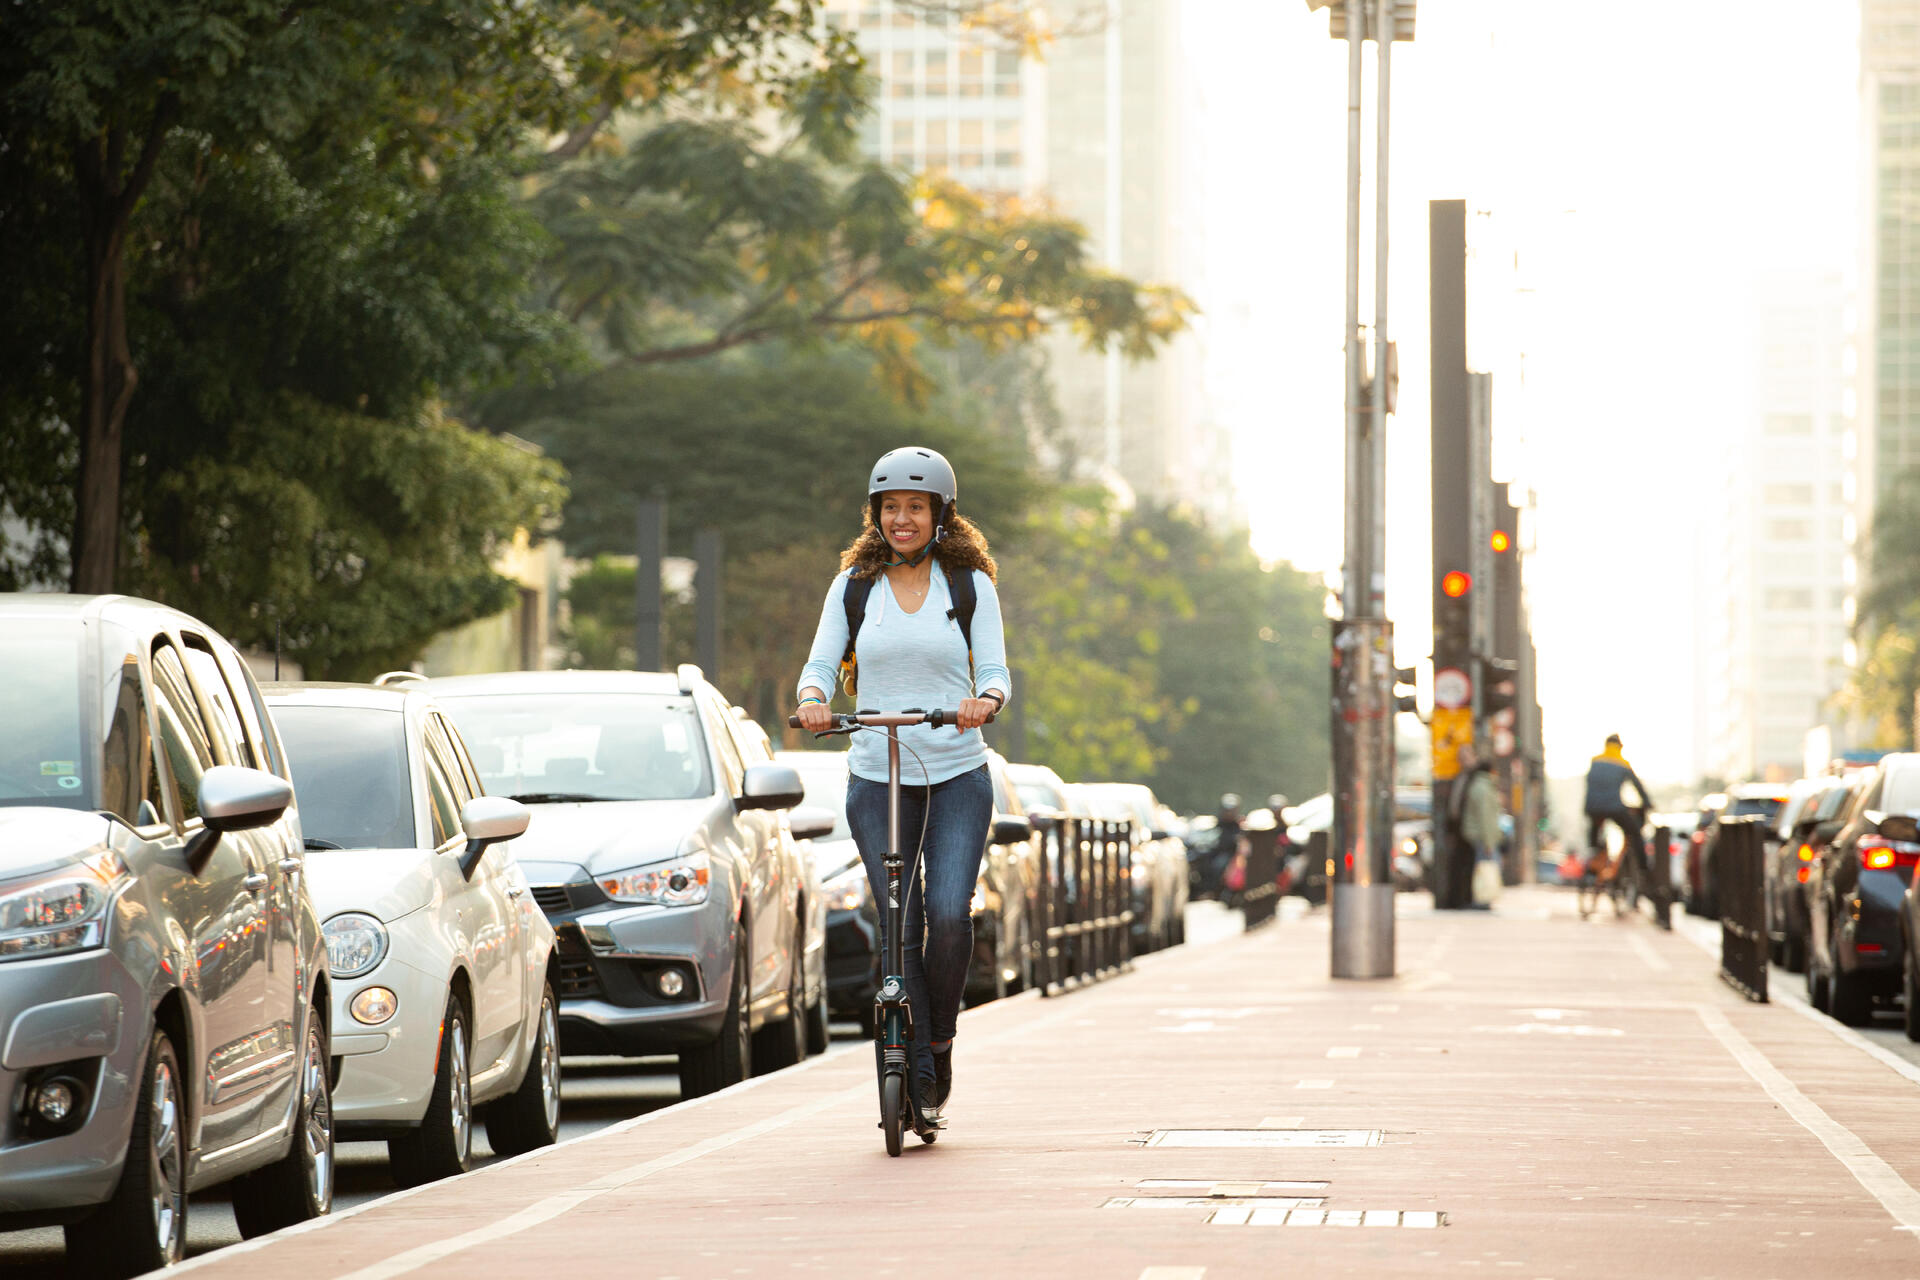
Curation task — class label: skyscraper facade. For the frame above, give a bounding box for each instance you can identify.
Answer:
[827,0,1235,525]
[1861,3,1920,505]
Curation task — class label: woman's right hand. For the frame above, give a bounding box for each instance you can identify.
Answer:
[795,697,833,733]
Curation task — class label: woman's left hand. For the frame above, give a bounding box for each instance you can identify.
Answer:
[955,697,998,731]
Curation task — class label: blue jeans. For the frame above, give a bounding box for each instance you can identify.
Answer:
[845,764,993,1081]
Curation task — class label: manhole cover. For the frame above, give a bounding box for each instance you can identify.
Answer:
[1143,1129,1382,1148]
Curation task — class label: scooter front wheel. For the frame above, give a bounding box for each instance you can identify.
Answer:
[881,1073,904,1157]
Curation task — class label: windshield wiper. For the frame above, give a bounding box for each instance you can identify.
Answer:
[508,792,618,805]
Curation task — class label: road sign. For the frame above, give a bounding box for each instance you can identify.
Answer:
[1433,667,1471,711]
[1431,706,1472,781]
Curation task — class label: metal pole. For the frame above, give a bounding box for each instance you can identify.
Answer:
[695,527,723,682]
[1340,0,1365,618]
[1369,0,1392,616]
[635,498,665,671]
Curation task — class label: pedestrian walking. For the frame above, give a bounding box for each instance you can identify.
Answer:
[1458,748,1503,906]
[793,447,1010,1118]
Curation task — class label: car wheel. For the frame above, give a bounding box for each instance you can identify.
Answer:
[1904,956,1920,1043]
[1831,967,1872,1027]
[389,994,473,1187]
[65,1028,187,1278]
[805,983,831,1056]
[484,982,562,1156]
[753,949,807,1074]
[680,927,751,1097]
[1808,942,1831,1012]
[1782,930,1807,974]
[232,1010,335,1236]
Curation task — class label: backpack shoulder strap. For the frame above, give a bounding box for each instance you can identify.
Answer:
[838,573,875,696]
[943,564,977,650]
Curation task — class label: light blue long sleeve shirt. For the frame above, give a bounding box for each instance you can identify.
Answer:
[797,567,1012,785]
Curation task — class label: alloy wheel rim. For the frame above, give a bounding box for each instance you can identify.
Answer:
[149,1056,183,1260]
[538,998,561,1133]
[302,1023,334,1213]
[450,1019,471,1163]
[736,954,751,1067]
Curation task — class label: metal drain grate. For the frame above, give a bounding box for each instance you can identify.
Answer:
[1136,1180,1330,1194]
[1105,1197,1326,1211]
[1142,1129,1382,1148]
[1210,1208,1446,1228]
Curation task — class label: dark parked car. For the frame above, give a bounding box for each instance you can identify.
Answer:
[775,749,879,1032]
[0,595,331,1276]
[1766,777,1854,972]
[1690,784,1789,918]
[1807,756,1920,1025]
[968,753,1038,1003]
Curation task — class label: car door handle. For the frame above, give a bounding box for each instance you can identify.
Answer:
[278,857,303,874]
[244,873,271,894]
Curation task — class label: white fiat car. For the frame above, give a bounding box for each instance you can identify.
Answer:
[265,683,560,1186]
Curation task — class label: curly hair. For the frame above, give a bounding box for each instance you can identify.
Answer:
[840,503,998,583]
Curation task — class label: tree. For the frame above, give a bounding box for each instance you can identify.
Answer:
[523,111,1193,402]
[1844,471,1920,748]
[1,0,844,592]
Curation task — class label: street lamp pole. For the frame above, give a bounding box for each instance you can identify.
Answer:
[1319,0,1408,981]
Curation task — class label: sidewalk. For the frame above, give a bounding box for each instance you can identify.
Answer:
[177,889,1920,1280]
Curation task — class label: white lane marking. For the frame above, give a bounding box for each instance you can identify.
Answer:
[1625,930,1671,973]
[1138,1270,1207,1280]
[1672,913,1920,1089]
[1327,1046,1361,1058]
[1296,1078,1335,1089]
[1697,1005,1920,1241]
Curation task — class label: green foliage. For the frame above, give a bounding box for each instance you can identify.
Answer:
[1844,470,1920,748]
[137,400,565,680]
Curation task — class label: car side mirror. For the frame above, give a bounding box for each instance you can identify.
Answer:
[790,805,836,841]
[738,763,804,812]
[992,814,1032,845]
[457,796,531,880]
[186,766,294,875]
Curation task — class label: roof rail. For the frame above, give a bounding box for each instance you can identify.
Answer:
[372,670,428,687]
[676,663,704,695]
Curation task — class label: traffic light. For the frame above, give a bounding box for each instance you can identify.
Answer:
[1479,656,1518,717]
[1394,665,1419,715]
[1441,569,1471,598]
[1490,528,1510,554]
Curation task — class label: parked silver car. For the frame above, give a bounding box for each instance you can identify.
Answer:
[0,595,332,1276]
[266,683,559,1185]
[428,667,814,1097]
[1084,781,1189,951]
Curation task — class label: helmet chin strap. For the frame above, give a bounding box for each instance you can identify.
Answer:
[883,515,946,568]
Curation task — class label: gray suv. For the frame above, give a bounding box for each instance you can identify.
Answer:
[0,595,332,1276]
[429,667,813,1098]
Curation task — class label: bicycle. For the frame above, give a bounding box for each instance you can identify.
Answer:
[789,707,988,1156]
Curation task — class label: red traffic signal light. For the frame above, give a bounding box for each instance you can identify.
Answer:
[1490,529,1511,553]
[1441,570,1472,598]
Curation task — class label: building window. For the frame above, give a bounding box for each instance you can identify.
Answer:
[1764,587,1814,611]
[958,47,984,97]
[1764,413,1814,436]
[891,51,915,97]
[1765,519,1812,542]
[959,118,983,169]
[1763,484,1813,506]
[925,49,948,95]
[890,119,914,160]
[925,118,948,169]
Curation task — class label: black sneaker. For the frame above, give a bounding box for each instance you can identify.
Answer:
[914,1074,939,1117]
[933,1045,953,1108]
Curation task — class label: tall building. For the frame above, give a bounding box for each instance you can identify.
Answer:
[1860,3,1920,509]
[827,0,1235,524]
[1707,276,1853,783]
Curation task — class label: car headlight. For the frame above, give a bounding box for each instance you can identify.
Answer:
[324,912,389,978]
[599,851,710,907]
[822,864,869,912]
[0,851,127,962]
[1402,838,1420,855]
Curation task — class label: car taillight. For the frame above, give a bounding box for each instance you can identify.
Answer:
[1859,836,1920,871]
[1797,843,1813,862]
[1797,866,1811,883]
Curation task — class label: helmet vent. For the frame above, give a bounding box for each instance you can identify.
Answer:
[908,473,924,481]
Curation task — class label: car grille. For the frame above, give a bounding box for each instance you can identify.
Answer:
[530,885,573,916]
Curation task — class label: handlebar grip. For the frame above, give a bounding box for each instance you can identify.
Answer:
[787,716,802,728]
[927,709,996,729]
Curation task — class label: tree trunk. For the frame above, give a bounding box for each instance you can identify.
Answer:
[71,213,136,594]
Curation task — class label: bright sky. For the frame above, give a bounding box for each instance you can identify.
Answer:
[1188,1,1861,784]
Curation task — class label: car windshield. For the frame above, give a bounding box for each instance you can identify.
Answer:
[273,706,415,849]
[437,693,711,802]
[783,756,850,839]
[1015,781,1060,813]
[1729,795,1786,820]
[0,621,91,811]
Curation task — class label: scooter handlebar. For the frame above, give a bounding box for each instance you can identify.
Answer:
[786,708,996,730]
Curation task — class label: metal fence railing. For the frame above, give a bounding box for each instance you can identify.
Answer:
[1716,815,1768,1002]
[1033,815,1134,996]
[1647,822,1674,931]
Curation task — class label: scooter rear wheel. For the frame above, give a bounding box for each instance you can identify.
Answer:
[881,1073,904,1157]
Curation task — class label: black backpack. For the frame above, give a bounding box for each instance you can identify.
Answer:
[838,565,977,698]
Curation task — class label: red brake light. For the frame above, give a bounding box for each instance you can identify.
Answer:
[1797,843,1813,862]
[1859,836,1920,871]
[1796,866,1811,883]
[1865,847,1896,870]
